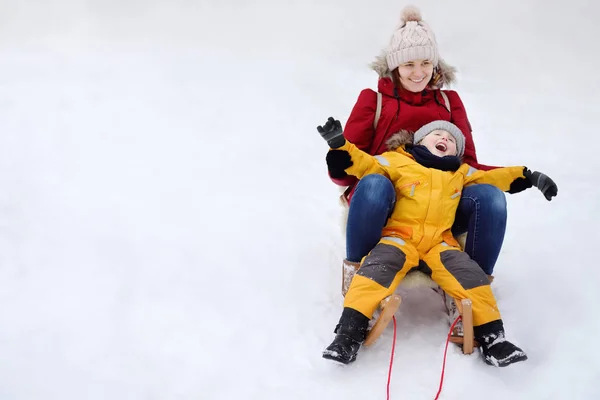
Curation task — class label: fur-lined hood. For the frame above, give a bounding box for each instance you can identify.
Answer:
[385,129,414,151]
[369,51,457,89]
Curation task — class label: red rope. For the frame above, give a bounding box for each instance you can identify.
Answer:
[434,315,462,400]
[386,316,397,400]
[385,315,462,400]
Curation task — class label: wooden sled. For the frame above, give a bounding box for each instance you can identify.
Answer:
[342,262,480,354]
[362,286,478,354]
[364,294,403,346]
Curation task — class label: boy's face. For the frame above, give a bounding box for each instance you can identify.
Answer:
[418,129,458,157]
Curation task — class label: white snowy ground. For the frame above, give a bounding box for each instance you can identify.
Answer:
[0,1,598,399]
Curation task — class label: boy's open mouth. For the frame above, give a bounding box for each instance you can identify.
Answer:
[435,143,447,152]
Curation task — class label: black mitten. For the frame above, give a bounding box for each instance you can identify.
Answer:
[326,150,353,179]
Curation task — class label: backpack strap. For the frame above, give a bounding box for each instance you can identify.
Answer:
[373,92,382,130]
[440,91,451,114]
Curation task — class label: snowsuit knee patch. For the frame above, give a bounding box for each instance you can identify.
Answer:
[357,243,407,288]
[440,250,489,290]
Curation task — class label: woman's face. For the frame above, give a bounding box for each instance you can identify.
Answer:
[397,59,434,92]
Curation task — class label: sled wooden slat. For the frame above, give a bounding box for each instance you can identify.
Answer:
[460,299,474,354]
[448,298,479,353]
[364,295,402,346]
[448,336,480,347]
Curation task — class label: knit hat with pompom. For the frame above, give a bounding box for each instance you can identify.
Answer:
[385,5,440,70]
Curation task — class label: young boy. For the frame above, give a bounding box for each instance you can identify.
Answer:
[317,117,557,367]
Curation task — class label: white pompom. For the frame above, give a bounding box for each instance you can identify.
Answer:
[400,5,422,23]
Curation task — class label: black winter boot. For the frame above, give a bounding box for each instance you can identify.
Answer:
[322,308,370,364]
[474,320,528,367]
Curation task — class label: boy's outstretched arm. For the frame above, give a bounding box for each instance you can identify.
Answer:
[317,117,389,180]
[464,166,558,201]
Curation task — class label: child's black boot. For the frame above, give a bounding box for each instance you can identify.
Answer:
[475,320,528,367]
[322,308,369,364]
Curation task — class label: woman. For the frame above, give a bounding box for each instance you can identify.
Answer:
[332,6,505,277]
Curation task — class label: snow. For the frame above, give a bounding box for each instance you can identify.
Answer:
[0,0,599,399]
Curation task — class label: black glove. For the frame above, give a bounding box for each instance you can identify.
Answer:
[524,168,557,201]
[326,150,353,179]
[317,117,346,149]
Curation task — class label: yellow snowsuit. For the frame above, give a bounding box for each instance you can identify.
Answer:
[339,141,527,327]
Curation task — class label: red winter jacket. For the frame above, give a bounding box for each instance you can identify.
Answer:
[331,77,499,196]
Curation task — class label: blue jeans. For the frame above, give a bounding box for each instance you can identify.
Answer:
[451,184,507,275]
[346,175,507,275]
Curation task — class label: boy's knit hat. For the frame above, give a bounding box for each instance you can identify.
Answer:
[413,120,465,157]
[386,6,440,71]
